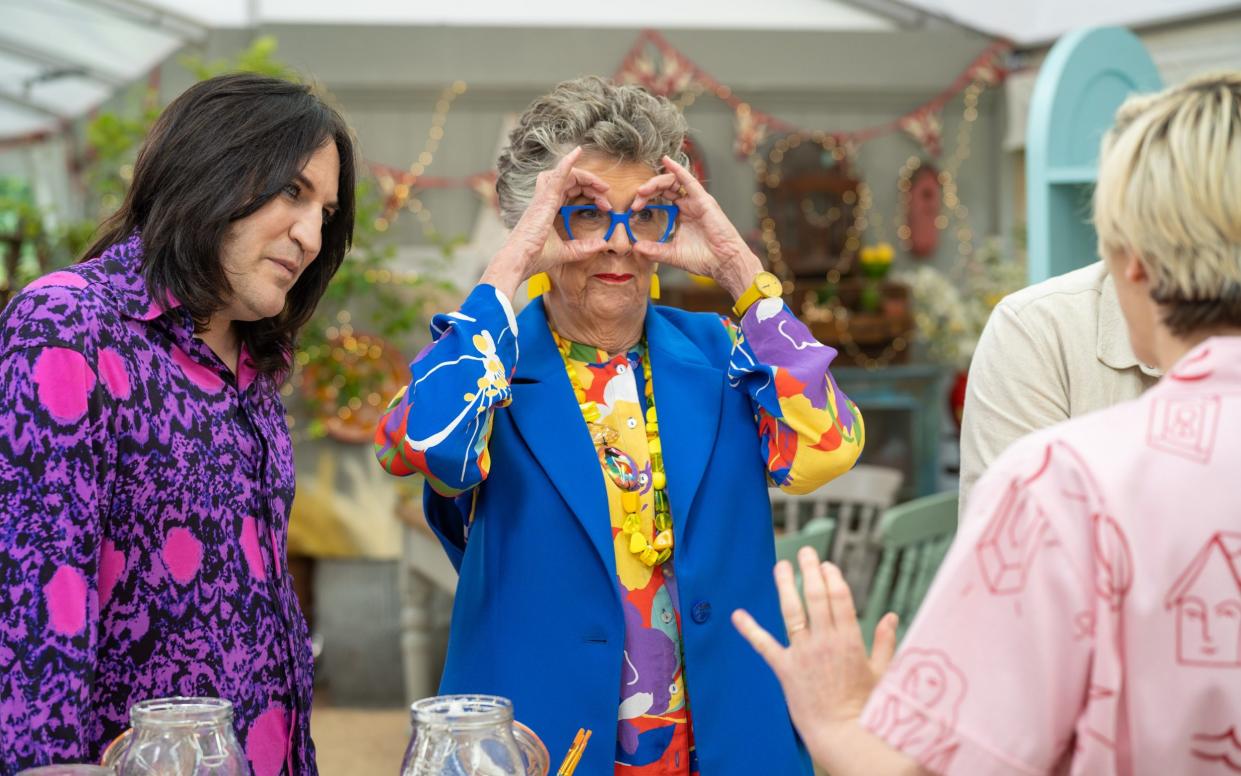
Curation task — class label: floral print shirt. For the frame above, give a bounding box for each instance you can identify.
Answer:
[0,235,314,776]
[376,286,864,774]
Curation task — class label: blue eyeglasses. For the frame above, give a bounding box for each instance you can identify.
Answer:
[558,204,679,244]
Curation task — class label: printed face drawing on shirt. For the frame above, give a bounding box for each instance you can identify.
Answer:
[1146,395,1221,464]
[871,648,967,770]
[1165,532,1241,667]
[902,660,949,707]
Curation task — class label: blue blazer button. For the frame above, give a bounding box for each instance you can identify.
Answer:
[690,600,711,624]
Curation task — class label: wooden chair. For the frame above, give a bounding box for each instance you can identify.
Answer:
[774,516,837,593]
[769,464,903,606]
[860,491,958,645]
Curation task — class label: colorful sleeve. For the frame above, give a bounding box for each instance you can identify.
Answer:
[859,438,1101,774]
[0,343,108,770]
[725,298,864,494]
[374,284,519,498]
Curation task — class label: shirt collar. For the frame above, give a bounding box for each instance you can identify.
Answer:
[550,326,645,365]
[1097,271,1162,377]
[1164,335,1241,384]
[100,233,261,392]
[237,346,260,392]
[97,232,184,323]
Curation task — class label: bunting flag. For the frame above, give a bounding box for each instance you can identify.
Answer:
[614,29,1011,159]
[899,109,944,157]
[733,106,769,160]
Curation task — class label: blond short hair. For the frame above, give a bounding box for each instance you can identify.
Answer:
[1094,71,1241,336]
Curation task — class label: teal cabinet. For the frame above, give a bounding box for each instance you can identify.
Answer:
[1026,27,1162,283]
[834,364,943,501]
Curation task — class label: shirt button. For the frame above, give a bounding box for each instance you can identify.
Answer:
[626,417,638,429]
[691,600,711,624]
[616,363,628,375]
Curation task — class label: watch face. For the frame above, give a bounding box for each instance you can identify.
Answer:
[756,272,782,297]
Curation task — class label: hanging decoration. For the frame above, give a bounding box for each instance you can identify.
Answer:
[371,80,476,236]
[733,105,769,159]
[898,109,944,158]
[900,159,943,258]
[613,29,1010,160]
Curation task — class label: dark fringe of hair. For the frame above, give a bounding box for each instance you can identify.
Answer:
[83,72,357,377]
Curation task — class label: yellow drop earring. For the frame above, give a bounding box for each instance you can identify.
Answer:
[649,265,661,301]
[527,272,552,299]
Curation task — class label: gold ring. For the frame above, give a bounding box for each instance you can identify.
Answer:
[787,621,807,635]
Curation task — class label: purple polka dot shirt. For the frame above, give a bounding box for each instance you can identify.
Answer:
[0,235,315,775]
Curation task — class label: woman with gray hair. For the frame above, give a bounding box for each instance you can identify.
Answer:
[377,76,864,775]
[734,71,1241,776]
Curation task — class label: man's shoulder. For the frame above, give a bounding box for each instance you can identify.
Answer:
[1,263,121,354]
[997,262,1108,321]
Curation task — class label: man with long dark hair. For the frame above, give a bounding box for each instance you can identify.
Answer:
[0,72,356,774]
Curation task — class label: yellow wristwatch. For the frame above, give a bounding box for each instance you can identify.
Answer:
[732,271,783,318]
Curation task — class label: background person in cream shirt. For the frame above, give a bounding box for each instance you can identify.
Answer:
[958,261,1161,516]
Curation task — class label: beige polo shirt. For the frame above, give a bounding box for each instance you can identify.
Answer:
[958,262,1161,516]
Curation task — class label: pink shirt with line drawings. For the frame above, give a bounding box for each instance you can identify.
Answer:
[861,336,1241,775]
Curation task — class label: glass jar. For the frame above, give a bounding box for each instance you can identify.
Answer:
[401,694,548,776]
[110,697,250,776]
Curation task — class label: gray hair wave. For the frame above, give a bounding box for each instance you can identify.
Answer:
[495,76,690,228]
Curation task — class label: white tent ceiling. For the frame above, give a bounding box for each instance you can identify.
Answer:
[2,0,1239,143]
[897,0,1241,45]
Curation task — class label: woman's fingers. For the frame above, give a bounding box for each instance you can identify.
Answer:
[822,562,863,644]
[563,236,608,261]
[773,560,810,639]
[798,547,830,630]
[633,240,673,263]
[662,155,710,199]
[542,234,606,266]
[631,173,679,211]
[869,612,899,676]
[565,168,612,211]
[731,609,788,677]
[552,145,583,176]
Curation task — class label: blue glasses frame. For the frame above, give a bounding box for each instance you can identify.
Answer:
[558,204,679,243]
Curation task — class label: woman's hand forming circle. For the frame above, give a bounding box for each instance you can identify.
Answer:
[481,146,612,299]
[732,547,899,768]
[630,155,764,299]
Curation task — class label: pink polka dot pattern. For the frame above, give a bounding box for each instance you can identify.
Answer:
[33,348,95,422]
[44,566,87,636]
[245,705,289,776]
[97,348,131,400]
[25,271,88,290]
[162,527,203,585]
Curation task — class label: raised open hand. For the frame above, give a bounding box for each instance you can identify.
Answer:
[732,548,898,765]
[630,155,762,298]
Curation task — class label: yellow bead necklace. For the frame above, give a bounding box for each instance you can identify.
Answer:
[552,330,673,567]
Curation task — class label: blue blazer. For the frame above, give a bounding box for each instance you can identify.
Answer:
[424,297,813,775]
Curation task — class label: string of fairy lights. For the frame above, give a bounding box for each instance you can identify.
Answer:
[374,80,470,237]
